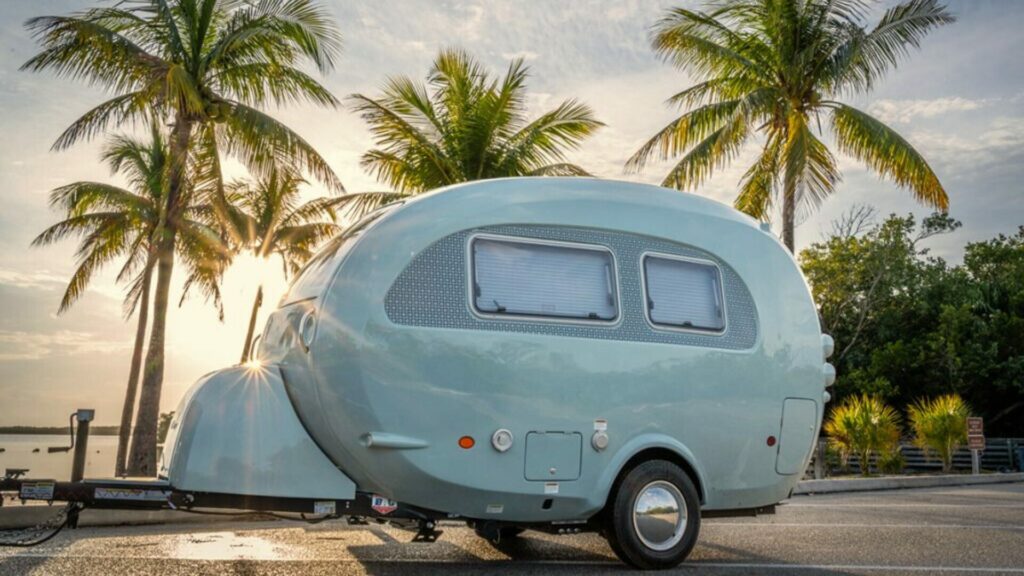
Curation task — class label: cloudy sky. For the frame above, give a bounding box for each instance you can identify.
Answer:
[0,0,1021,426]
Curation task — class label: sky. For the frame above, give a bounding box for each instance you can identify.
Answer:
[0,0,1022,426]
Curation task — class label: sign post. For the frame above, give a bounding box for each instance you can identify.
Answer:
[967,417,984,475]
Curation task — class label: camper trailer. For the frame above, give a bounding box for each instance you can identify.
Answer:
[160,177,834,568]
[3,178,833,569]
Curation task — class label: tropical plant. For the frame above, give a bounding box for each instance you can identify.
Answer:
[349,48,604,196]
[877,447,906,475]
[824,394,902,475]
[23,0,344,475]
[627,0,954,251]
[219,170,341,363]
[31,128,227,476]
[908,394,969,472]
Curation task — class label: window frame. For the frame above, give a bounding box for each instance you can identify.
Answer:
[466,233,622,326]
[639,251,728,335]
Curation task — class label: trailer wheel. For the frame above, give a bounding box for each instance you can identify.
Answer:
[604,459,700,569]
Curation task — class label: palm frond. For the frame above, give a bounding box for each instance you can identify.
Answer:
[830,102,947,210]
[782,112,841,212]
[660,120,749,190]
[217,101,344,192]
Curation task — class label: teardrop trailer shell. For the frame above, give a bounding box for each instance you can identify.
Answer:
[3,178,834,568]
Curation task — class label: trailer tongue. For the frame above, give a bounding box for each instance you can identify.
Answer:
[0,409,447,547]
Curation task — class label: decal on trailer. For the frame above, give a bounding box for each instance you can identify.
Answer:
[19,481,55,501]
[94,488,171,502]
[370,494,398,515]
[314,501,336,515]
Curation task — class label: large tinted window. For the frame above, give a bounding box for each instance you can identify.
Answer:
[471,237,617,321]
[643,255,725,332]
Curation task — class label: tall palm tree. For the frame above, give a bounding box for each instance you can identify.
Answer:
[31,128,227,477]
[349,48,604,194]
[219,170,340,363]
[627,0,954,251]
[23,0,344,475]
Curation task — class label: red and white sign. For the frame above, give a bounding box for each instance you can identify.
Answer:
[370,494,398,515]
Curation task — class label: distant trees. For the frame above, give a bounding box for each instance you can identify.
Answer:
[803,211,1024,436]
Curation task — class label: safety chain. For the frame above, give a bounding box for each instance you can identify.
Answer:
[0,502,78,547]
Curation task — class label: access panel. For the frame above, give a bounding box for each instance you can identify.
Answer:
[776,398,818,475]
[524,432,582,481]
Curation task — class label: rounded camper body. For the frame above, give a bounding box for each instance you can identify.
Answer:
[252,177,830,523]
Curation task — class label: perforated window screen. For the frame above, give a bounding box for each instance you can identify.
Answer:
[644,255,724,331]
[472,237,617,321]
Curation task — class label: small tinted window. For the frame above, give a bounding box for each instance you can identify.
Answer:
[472,237,617,321]
[643,255,725,332]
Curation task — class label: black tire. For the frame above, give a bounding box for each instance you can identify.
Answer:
[473,523,525,544]
[498,527,525,539]
[604,459,701,570]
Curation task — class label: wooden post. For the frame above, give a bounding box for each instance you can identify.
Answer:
[71,409,94,483]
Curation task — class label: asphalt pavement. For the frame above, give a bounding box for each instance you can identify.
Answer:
[1,482,1022,575]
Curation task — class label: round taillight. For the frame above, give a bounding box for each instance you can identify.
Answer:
[767,435,777,447]
[458,436,475,449]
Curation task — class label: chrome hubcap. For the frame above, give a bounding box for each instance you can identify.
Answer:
[632,480,686,551]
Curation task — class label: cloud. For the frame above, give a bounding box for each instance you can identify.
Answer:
[501,50,539,61]
[0,329,130,361]
[868,96,994,123]
[908,116,1024,172]
[0,268,67,290]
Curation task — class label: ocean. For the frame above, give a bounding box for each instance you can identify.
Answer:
[0,434,119,480]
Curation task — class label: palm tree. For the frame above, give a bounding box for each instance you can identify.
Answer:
[31,128,227,477]
[219,170,340,363]
[349,48,604,195]
[627,0,954,251]
[23,0,344,475]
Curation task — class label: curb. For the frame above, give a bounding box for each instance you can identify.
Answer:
[795,472,1024,495]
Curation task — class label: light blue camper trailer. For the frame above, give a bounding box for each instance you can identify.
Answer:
[159,177,835,569]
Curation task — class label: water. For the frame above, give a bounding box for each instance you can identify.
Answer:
[0,434,119,480]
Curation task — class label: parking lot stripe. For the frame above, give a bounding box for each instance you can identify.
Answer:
[708,522,1024,530]
[690,562,1024,573]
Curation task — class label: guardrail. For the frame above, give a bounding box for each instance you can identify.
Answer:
[807,437,1023,478]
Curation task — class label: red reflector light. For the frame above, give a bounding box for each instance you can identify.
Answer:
[458,436,475,449]
[767,435,777,447]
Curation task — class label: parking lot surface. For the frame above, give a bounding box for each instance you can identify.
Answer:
[1,482,1022,575]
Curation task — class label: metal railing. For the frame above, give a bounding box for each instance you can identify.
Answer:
[807,437,1023,478]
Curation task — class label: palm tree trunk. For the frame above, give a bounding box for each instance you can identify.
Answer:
[126,116,192,477]
[114,261,153,477]
[782,179,797,253]
[240,284,264,364]
[126,241,175,476]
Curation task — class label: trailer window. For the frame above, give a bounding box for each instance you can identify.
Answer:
[643,255,725,332]
[471,237,617,322]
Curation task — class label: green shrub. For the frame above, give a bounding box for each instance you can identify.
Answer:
[877,448,906,475]
[824,395,902,476]
[908,394,970,473]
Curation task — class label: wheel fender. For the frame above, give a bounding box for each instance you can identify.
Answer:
[591,434,707,511]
